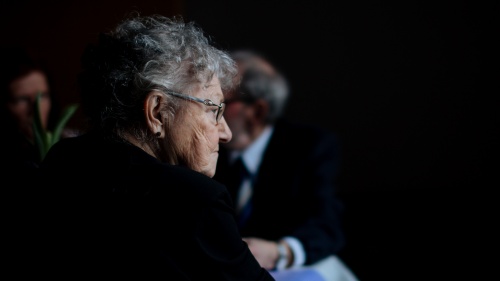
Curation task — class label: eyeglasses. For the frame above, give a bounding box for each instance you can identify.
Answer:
[163,90,225,125]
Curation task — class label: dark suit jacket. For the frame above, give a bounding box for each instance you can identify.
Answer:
[8,131,274,280]
[214,118,345,265]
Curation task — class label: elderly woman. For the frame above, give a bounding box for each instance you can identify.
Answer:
[38,15,274,280]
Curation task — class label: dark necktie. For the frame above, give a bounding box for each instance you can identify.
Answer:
[229,157,253,228]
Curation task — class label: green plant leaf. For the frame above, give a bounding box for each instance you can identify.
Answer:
[52,103,79,144]
[33,92,48,161]
[32,120,45,162]
[32,92,79,161]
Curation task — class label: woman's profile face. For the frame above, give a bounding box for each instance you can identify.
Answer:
[7,70,51,140]
[173,76,232,177]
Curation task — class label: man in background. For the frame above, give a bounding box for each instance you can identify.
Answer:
[214,49,358,281]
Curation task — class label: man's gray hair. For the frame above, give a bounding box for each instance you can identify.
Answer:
[231,50,290,124]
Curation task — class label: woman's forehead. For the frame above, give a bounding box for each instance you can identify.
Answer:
[197,76,223,99]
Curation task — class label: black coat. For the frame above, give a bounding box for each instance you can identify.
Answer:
[214,118,345,265]
[7,131,274,280]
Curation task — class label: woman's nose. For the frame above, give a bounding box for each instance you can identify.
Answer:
[218,117,232,143]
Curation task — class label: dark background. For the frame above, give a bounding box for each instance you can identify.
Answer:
[2,1,496,280]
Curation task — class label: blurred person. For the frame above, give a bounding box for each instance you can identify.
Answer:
[1,46,60,169]
[213,49,358,281]
[33,15,274,280]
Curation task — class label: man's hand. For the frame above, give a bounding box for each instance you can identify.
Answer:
[243,237,283,270]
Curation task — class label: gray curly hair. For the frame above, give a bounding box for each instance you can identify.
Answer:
[78,14,237,141]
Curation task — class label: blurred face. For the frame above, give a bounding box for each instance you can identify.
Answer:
[173,76,232,177]
[220,56,275,151]
[7,70,51,140]
[222,91,253,151]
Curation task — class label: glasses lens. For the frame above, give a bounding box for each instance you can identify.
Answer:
[217,103,226,123]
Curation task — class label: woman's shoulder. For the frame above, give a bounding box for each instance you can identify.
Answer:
[150,164,230,203]
[42,132,232,207]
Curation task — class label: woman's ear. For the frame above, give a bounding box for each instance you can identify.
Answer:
[144,91,165,137]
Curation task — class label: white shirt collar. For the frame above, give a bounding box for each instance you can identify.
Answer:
[229,125,274,175]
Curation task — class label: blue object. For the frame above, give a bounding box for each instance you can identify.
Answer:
[269,268,325,281]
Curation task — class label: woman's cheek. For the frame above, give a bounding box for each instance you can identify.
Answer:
[198,119,220,174]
